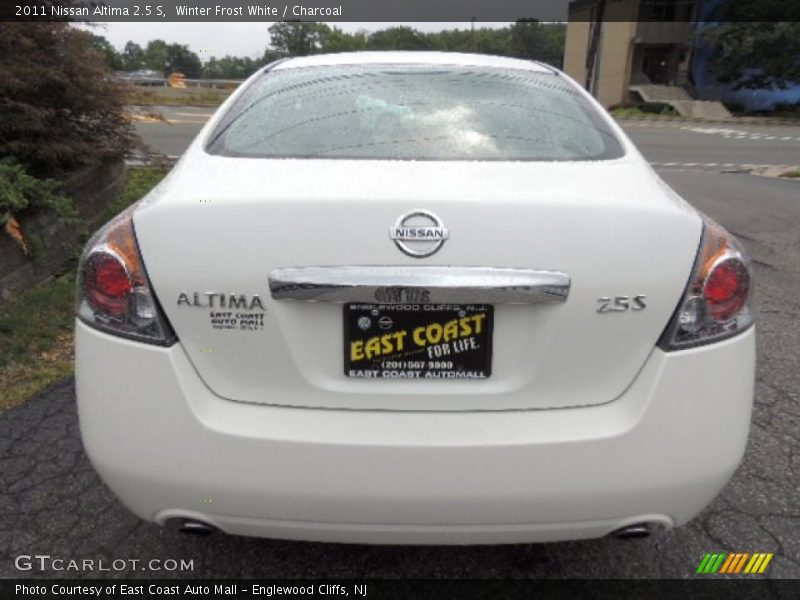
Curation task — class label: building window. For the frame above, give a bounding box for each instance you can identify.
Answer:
[642,0,694,22]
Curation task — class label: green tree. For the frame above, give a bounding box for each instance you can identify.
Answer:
[429,26,510,55]
[508,20,565,67]
[202,55,262,79]
[143,39,168,73]
[700,1,800,90]
[89,34,123,71]
[324,26,368,53]
[268,22,331,57]
[702,22,800,90]
[164,43,201,78]
[260,22,567,66]
[367,27,431,51]
[122,41,145,71]
[427,28,473,52]
[262,48,283,64]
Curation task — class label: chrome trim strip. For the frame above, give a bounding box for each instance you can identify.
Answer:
[268,266,570,304]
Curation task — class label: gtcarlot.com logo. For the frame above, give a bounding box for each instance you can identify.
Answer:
[14,554,194,572]
[696,552,773,574]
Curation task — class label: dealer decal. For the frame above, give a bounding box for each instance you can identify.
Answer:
[344,304,493,379]
[177,291,266,332]
[350,314,487,361]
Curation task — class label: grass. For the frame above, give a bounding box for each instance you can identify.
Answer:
[0,166,168,412]
[127,85,233,107]
[105,166,169,217]
[0,274,76,410]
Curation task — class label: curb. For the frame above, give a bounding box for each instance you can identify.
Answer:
[744,165,800,180]
[650,162,800,179]
[614,115,800,127]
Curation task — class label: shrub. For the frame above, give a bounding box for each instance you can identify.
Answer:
[723,102,746,115]
[0,23,137,177]
[0,159,76,223]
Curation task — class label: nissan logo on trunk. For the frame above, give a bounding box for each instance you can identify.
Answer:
[389,209,449,258]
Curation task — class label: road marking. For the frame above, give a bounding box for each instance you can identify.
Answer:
[129,113,165,123]
[173,112,214,118]
[166,119,211,125]
[679,125,800,143]
[649,161,799,174]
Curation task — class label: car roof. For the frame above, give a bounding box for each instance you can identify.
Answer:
[272,51,557,74]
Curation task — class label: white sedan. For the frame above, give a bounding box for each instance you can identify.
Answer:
[75,52,754,544]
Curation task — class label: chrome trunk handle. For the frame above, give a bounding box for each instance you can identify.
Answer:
[268,266,570,305]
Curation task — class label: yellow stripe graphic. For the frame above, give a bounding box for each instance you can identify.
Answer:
[758,554,773,574]
[744,554,761,573]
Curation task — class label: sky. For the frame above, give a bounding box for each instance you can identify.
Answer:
[89,22,512,61]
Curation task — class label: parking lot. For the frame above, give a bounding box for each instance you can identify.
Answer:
[1,113,799,579]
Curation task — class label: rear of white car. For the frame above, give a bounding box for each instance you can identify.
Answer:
[75,53,754,544]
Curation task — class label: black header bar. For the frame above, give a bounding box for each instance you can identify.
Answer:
[5,0,800,22]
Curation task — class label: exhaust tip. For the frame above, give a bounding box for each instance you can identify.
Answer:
[611,523,653,540]
[177,519,218,536]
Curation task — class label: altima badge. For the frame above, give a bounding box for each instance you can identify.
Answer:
[177,292,265,311]
[389,209,449,258]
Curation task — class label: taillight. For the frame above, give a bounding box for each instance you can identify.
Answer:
[704,258,750,321]
[658,217,753,351]
[76,205,176,345]
[82,252,132,317]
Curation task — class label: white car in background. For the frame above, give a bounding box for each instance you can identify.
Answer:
[75,52,755,544]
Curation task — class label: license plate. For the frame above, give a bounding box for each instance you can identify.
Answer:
[344,303,493,380]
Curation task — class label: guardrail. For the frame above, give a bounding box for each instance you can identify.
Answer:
[182,78,243,90]
[122,76,167,87]
[122,76,243,90]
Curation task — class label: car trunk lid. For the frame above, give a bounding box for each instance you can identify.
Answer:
[134,156,701,411]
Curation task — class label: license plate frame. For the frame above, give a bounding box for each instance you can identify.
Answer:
[344,303,493,380]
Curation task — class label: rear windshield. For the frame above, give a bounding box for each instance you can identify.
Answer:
[206,64,625,161]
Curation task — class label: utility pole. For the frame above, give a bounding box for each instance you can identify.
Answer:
[471,18,476,52]
[585,0,608,95]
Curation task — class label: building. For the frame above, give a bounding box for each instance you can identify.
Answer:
[564,0,800,116]
[564,0,699,108]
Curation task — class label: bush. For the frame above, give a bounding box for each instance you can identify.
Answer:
[638,102,679,116]
[0,23,137,177]
[0,159,76,224]
[610,102,680,118]
[723,102,746,115]
[772,102,800,117]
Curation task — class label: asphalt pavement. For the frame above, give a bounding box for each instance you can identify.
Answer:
[624,120,800,169]
[1,109,799,579]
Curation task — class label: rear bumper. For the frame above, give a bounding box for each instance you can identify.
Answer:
[75,320,755,544]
